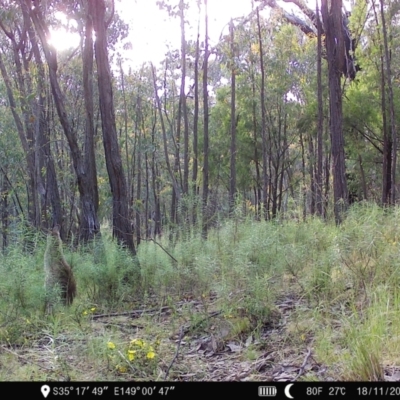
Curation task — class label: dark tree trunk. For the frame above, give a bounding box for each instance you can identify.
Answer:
[262,0,359,79]
[81,2,100,240]
[371,1,391,205]
[88,0,136,253]
[29,0,100,242]
[321,0,348,223]
[380,0,397,204]
[316,0,324,217]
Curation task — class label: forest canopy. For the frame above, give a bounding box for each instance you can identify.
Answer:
[0,0,399,247]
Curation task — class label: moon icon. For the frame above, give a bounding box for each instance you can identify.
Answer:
[285,383,294,399]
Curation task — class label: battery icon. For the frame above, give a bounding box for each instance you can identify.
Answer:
[258,386,277,397]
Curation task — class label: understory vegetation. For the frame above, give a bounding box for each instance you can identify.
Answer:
[1,203,400,381]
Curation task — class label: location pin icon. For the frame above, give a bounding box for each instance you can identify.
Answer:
[41,385,51,399]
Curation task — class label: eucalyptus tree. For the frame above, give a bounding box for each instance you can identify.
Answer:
[0,1,42,229]
[88,0,136,254]
[202,0,210,237]
[321,0,348,222]
[378,0,397,204]
[27,0,102,241]
[228,19,237,215]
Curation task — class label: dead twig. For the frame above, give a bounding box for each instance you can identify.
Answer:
[294,347,312,381]
[138,237,178,264]
[164,327,184,380]
[92,306,170,320]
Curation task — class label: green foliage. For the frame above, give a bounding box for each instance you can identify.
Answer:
[74,231,141,306]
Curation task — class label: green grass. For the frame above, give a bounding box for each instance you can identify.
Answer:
[1,202,400,380]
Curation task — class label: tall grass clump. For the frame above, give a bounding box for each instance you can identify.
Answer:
[310,204,400,379]
[0,233,46,314]
[75,227,141,306]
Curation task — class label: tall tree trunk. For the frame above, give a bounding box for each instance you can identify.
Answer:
[299,131,307,220]
[151,109,162,237]
[316,0,324,216]
[372,0,391,205]
[308,135,316,215]
[380,0,397,204]
[256,8,269,220]
[135,123,142,247]
[179,0,189,196]
[118,59,131,211]
[229,19,237,215]
[30,0,100,241]
[144,151,150,239]
[251,61,261,220]
[88,0,135,253]
[81,2,100,240]
[192,18,200,225]
[202,0,210,237]
[151,64,181,202]
[321,0,348,223]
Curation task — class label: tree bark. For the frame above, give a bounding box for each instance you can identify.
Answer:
[380,0,397,204]
[192,17,200,225]
[179,0,189,196]
[229,19,237,215]
[256,8,270,220]
[89,0,136,253]
[202,0,210,237]
[321,0,348,223]
[316,0,324,216]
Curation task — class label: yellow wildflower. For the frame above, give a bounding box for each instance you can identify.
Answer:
[130,339,144,347]
[128,350,136,361]
[107,341,116,350]
[146,351,156,359]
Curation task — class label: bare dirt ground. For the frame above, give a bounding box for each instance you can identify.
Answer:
[2,290,400,382]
